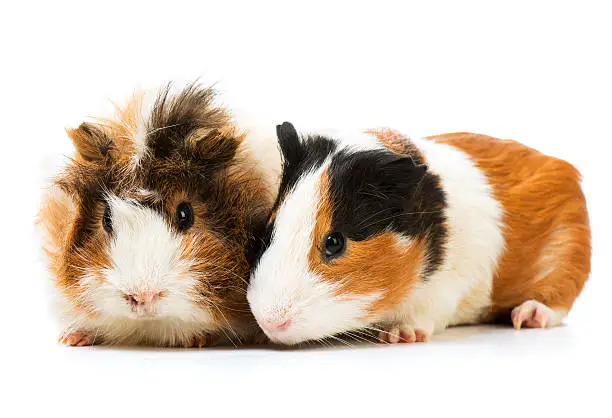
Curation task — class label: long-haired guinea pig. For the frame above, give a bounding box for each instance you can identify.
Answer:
[37,84,272,347]
[247,122,591,345]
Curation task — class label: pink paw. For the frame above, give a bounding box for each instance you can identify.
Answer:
[184,333,218,348]
[379,325,429,344]
[59,331,97,347]
[511,300,558,330]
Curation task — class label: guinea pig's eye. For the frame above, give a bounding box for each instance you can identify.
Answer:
[102,202,112,234]
[175,202,194,232]
[324,232,346,259]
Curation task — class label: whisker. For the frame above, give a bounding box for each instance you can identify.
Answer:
[360,325,414,343]
[354,207,395,227]
[359,210,443,231]
[90,327,101,345]
[360,326,393,343]
[207,300,242,347]
[198,263,250,287]
[327,335,354,348]
[343,331,375,345]
[145,123,182,138]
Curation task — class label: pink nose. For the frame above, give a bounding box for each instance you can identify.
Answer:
[125,291,163,314]
[262,318,292,333]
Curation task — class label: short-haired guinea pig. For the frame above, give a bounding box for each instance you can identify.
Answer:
[37,84,272,347]
[247,122,591,345]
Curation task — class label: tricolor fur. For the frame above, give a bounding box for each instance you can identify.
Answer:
[37,84,271,346]
[248,123,590,345]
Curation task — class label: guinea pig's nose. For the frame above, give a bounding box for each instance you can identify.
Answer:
[125,291,162,310]
[262,318,292,333]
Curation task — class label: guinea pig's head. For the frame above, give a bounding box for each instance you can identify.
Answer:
[247,123,446,345]
[39,85,268,341]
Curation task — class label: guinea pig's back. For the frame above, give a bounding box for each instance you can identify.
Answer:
[427,132,591,320]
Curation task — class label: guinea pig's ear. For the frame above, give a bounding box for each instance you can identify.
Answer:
[276,122,302,164]
[382,155,428,190]
[357,152,428,199]
[189,126,242,169]
[332,151,431,238]
[66,122,114,163]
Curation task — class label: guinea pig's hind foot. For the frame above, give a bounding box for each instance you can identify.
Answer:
[378,324,429,344]
[184,332,218,348]
[511,300,566,330]
[59,330,97,347]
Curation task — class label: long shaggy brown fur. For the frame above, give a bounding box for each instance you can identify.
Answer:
[38,83,271,346]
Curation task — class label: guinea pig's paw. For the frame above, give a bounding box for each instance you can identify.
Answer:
[184,332,218,348]
[59,330,97,347]
[378,324,429,344]
[511,300,557,330]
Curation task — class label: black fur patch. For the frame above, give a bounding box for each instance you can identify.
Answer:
[261,122,447,277]
[327,148,447,276]
[272,122,337,215]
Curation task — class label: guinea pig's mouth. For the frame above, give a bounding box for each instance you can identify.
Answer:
[129,311,158,319]
[266,335,302,346]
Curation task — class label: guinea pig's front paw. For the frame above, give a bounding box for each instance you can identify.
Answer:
[378,324,430,344]
[59,330,98,347]
[184,332,218,348]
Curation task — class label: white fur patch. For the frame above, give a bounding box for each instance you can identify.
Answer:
[247,162,380,345]
[129,90,158,168]
[85,196,210,324]
[128,85,187,168]
[318,128,384,153]
[385,138,505,333]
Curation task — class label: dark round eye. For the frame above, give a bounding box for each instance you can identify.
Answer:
[324,232,345,259]
[102,202,112,234]
[175,202,194,232]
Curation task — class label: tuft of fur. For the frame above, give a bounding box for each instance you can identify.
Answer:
[37,83,272,346]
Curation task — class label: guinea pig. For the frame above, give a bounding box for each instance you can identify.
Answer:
[247,122,591,345]
[37,84,272,347]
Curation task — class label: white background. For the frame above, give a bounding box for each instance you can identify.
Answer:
[1,1,611,417]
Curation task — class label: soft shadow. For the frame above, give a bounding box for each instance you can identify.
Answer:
[80,323,559,352]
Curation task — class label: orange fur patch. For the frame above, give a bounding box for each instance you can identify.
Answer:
[178,224,251,329]
[37,188,108,316]
[37,187,76,284]
[365,128,420,157]
[307,171,426,317]
[43,206,110,316]
[428,133,591,316]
